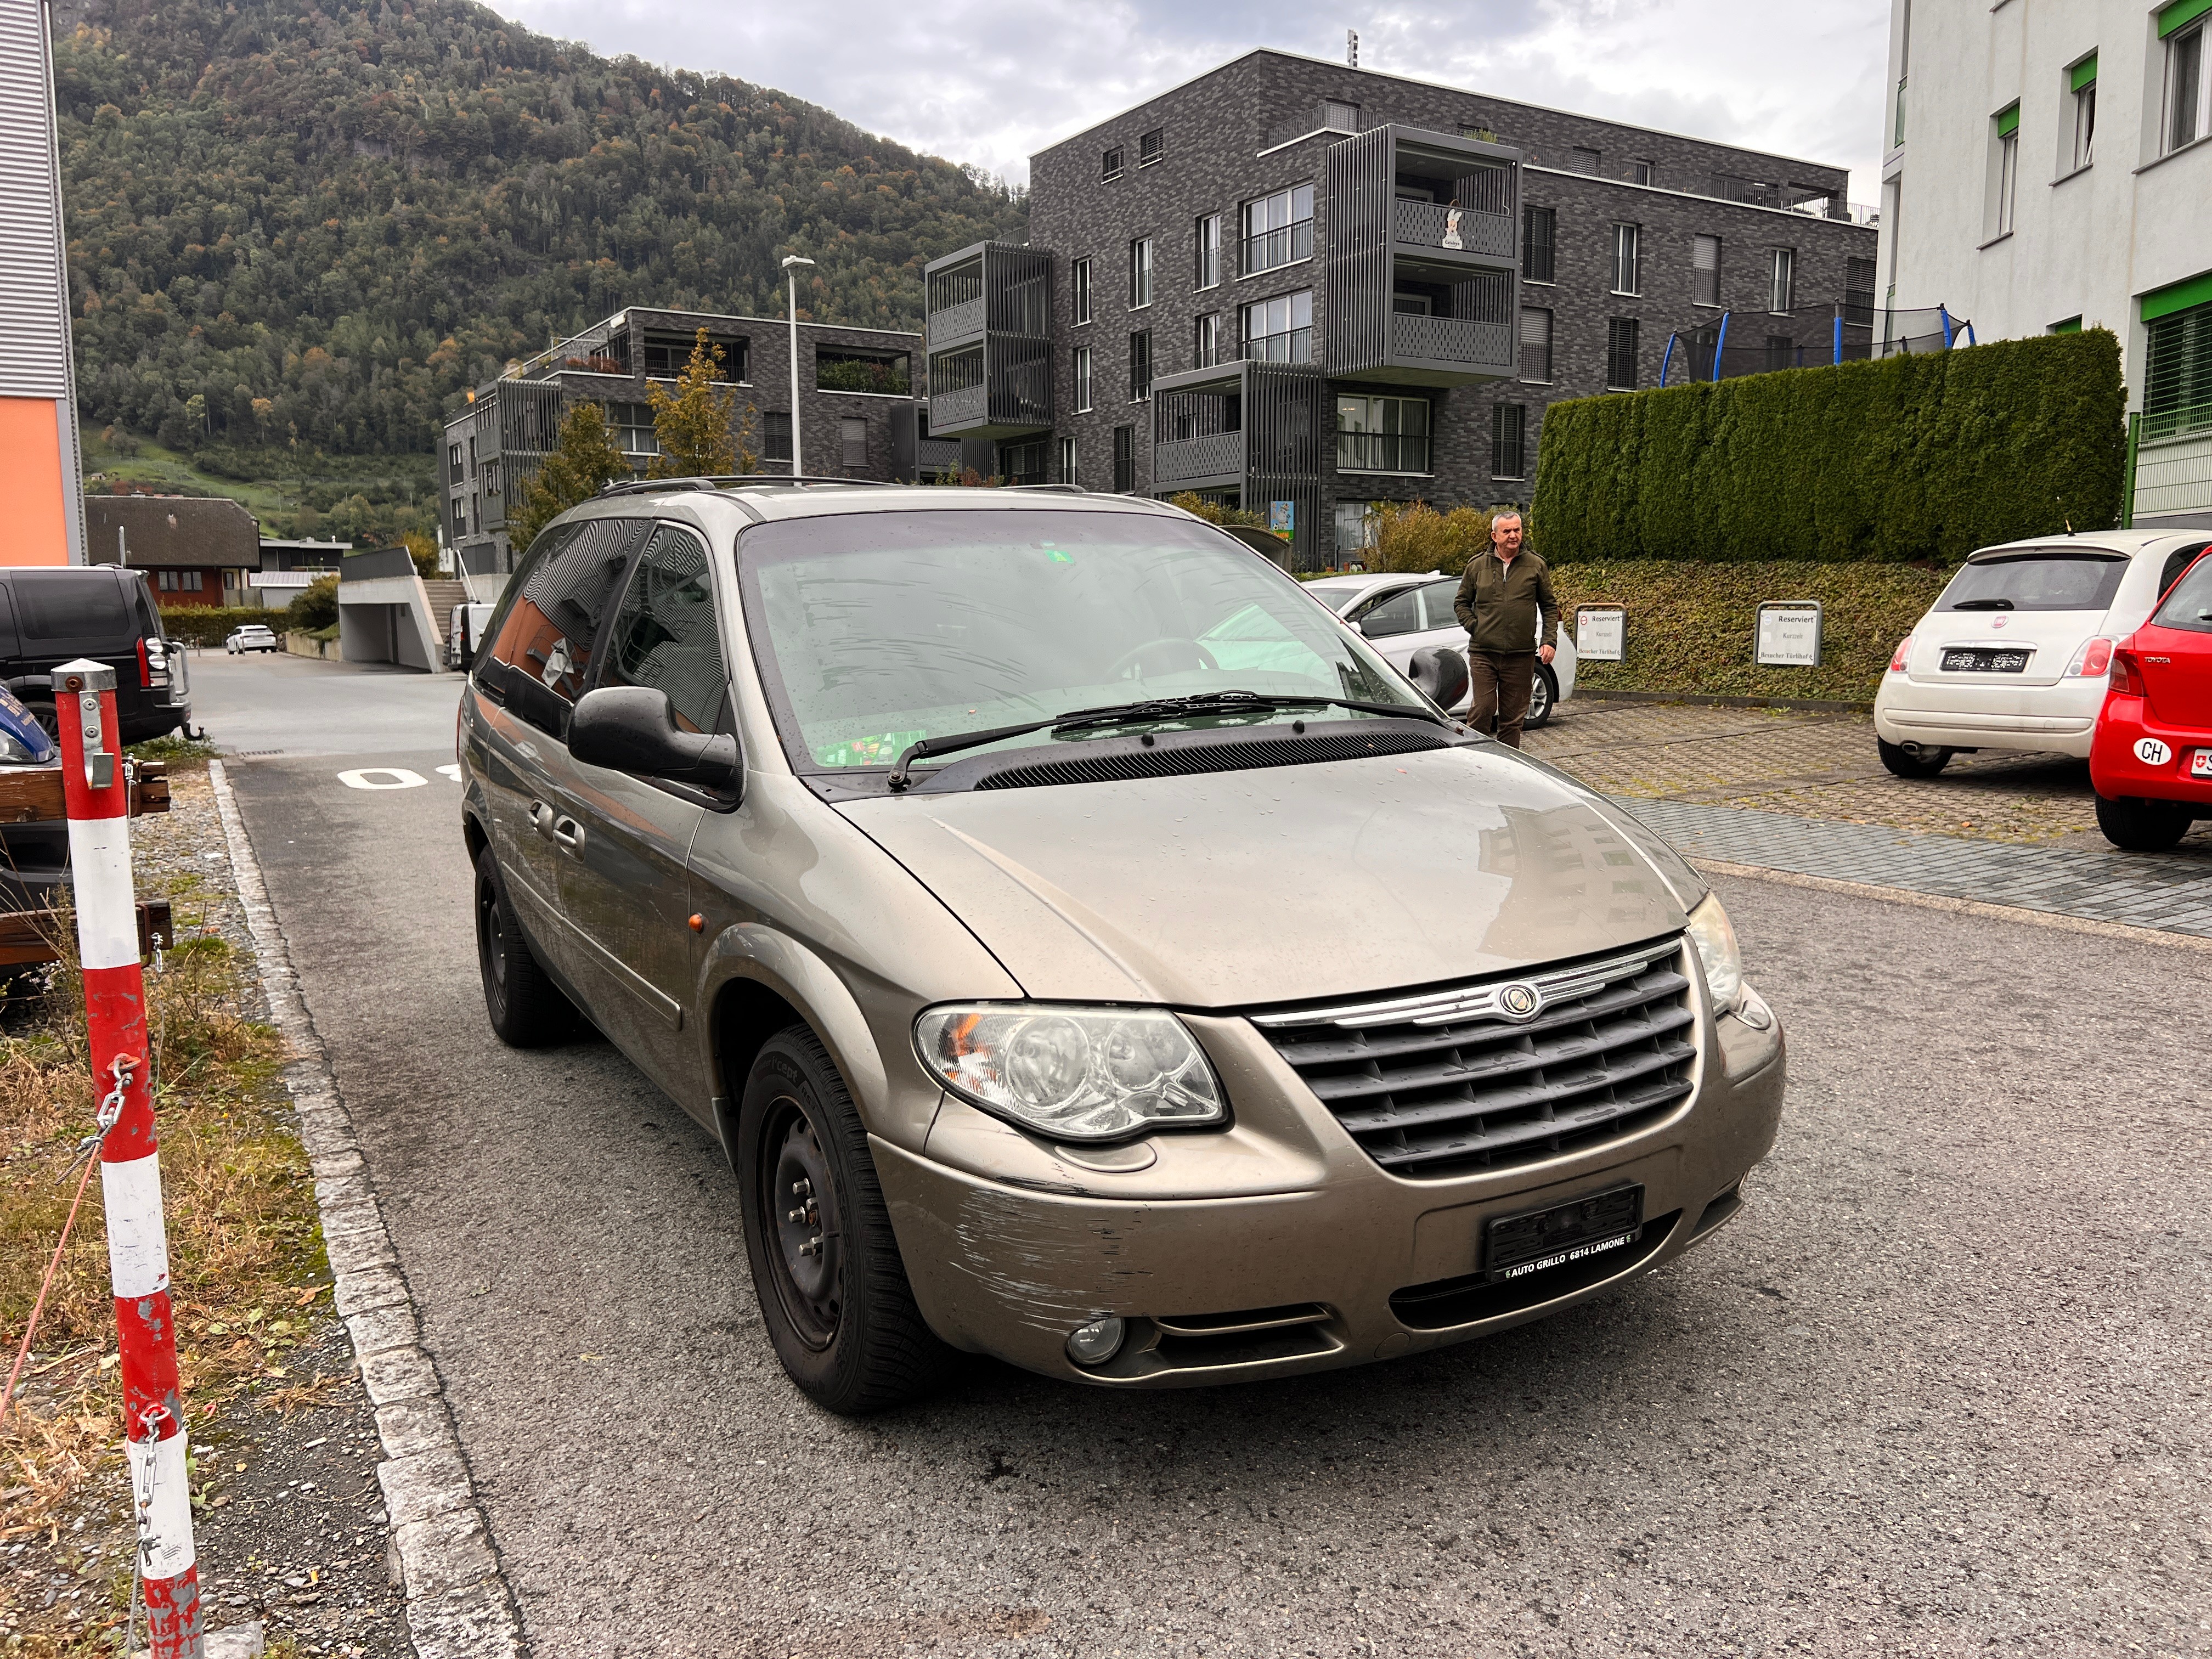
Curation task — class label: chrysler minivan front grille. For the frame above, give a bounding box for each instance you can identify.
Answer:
[1249,938,1696,1179]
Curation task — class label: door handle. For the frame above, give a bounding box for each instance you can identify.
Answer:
[529,800,555,839]
[549,815,586,853]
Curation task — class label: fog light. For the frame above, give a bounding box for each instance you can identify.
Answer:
[1735,986,1775,1032]
[1065,1317,1125,1367]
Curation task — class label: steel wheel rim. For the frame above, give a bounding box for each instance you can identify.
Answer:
[760,1094,842,1351]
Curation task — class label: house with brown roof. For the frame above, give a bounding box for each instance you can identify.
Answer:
[85,494,261,606]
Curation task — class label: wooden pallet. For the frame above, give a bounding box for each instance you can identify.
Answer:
[0,758,171,824]
[0,900,175,969]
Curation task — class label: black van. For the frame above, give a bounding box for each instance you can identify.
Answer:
[0,566,193,744]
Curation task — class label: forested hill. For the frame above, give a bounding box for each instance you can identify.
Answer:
[53,0,1029,457]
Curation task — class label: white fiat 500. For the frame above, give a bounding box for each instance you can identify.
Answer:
[1873,532,2211,776]
[1302,571,1578,729]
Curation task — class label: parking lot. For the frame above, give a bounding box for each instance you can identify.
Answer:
[193,652,2211,1657]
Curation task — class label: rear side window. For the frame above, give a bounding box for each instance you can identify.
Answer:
[15,577,132,642]
[2152,551,2212,634]
[1355,586,1421,639]
[1937,551,2128,613]
[1417,580,1461,631]
[478,518,650,736]
[596,526,729,734]
[2157,541,2211,601]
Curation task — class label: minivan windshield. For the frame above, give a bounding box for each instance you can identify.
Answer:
[1937,550,2128,613]
[737,509,1425,772]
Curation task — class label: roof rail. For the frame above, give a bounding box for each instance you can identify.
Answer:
[594,475,906,499]
[1004,483,1088,493]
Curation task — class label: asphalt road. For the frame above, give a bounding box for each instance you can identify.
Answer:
[187,645,463,757]
[221,660,2210,1658]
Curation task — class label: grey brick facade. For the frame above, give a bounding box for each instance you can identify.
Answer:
[440,306,924,570]
[937,49,1877,568]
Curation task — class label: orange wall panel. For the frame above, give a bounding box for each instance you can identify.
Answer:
[0,399,71,567]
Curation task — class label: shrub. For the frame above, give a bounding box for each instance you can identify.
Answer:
[402,531,439,579]
[1167,492,1270,530]
[156,606,275,647]
[285,573,339,631]
[1368,501,1495,577]
[1531,329,2126,564]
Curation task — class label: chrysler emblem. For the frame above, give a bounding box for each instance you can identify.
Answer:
[1498,982,1543,1019]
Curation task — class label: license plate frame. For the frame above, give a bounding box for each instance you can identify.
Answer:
[1484,1183,1645,1281]
[2193,749,2212,779]
[1940,647,2031,674]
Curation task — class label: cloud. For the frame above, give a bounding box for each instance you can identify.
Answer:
[499,0,1888,201]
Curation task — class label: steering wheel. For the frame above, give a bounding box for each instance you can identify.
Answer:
[1104,637,1220,681]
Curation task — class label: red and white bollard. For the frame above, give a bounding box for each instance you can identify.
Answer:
[55,659,202,1659]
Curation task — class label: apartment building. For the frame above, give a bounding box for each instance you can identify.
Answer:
[1876,0,2212,529]
[440,306,930,569]
[923,49,1876,567]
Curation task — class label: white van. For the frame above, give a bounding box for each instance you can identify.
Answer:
[445,602,498,672]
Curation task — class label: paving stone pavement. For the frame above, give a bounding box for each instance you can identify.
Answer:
[1523,698,2212,938]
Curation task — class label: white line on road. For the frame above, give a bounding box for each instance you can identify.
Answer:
[337,768,428,791]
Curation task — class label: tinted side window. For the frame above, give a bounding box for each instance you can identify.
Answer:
[479,518,648,736]
[2152,550,2212,634]
[1416,580,1461,631]
[597,526,728,733]
[15,577,132,643]
[2157,541,2210,602]
[1356,587,1421,639]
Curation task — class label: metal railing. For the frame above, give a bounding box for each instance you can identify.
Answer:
[1392,313,1513,366]
[1392,199,1513,258]
[1241,219,1313,274]
[1155,431,1245,485]
[927,296,986,342]
[930,384,987,428]
[1336,432,1432,473]
[2134,429,2212,520]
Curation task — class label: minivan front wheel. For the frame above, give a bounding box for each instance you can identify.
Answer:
[737,1026,951,1413]
[472,847,581,1047]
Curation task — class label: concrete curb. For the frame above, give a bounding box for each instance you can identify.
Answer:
[1689,855,2212,953]
[208,760,526,1659]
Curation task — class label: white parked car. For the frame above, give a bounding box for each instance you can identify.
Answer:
[224,624,279,654]
[1872,531,2212,776]
[446,602,498,671]
[1301,570,1579,727]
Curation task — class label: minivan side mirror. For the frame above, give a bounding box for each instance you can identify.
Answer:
[568,687,742,796]
[1407,645,1470,711]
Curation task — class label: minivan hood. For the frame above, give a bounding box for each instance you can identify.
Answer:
[837,744,1687,1008]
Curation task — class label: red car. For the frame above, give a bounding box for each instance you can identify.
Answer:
[2090,549,2212,850]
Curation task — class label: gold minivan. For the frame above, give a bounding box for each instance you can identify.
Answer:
[459,483,1785,1413]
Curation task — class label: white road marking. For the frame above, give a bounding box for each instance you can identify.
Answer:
[437,764,462,783]
[337,768,428,791]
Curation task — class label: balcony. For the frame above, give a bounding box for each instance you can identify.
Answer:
[1152,358,1325,568]
[1325,126,1522,386]
[923,241,1054,437]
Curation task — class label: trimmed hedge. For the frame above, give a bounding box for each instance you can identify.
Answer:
[1551,561,1951,703]
[159,605,277,646]
[1532,330,2126,564]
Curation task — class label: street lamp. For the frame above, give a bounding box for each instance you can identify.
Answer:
[781,254,816,478]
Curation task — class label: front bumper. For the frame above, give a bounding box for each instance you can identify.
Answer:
[877,993,1785,1387]
[1873,674,2103,757]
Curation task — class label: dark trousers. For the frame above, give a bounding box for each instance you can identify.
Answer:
[1468,650,1537,748]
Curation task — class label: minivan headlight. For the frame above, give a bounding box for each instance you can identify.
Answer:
[915,1004,1225,1142]
[1684,893,1743,1013]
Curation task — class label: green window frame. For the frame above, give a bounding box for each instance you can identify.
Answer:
[2070,54,2098,92]
[1995,102,2020,138]
[2161,0,2212,38]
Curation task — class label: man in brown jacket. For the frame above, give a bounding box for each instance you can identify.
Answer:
[1451,511,1561,748]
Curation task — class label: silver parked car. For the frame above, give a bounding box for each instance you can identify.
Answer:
[459,484,1784,1413]
[1303,570,1578,727]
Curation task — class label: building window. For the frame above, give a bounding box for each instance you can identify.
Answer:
[1113,425,1136,493]
[466,437,477,477]
[1692,235,1722,307]
[764,411,792,465]
[1334,500,1378,555]
[1894,74,1907,146]
[839,417,867,470]
[484,459,501,497]
[1768,247,1796,313]
[1129,331,1152,401]
[1242,184,1314,274]
[1519,308,1553,383]
[1324,99,1359,132]
[1001,439,1048,485]
[1522,206,1555,283]
[1606,318,1640,391]
[1336,394,1431,474]
[2166,20,2206,155]
[1072,258,1092,325]
[642,333,742,380]
[608,401,658,455]
[1611,223,1641,296]
[1059,435,1079,487]
[1629,159,1654,187]
[1129,238,1153,308]
[1570,147,1600,174]
[1764,333,1798,372]
[452,499,466,534]
[1844,257,1876,326]
[448,443,462,476]
[1138,128,1164,167]
[1493,404,1526,480]
[1073,346,1093,413]
[1195,214,1221,289]
[2142,299,2212,441]
[1242,290,1313,364]
[1102,145,1124,182]
[1992,104,2020,236]
[2072,55,2097,169]
[1194,313,1223,368]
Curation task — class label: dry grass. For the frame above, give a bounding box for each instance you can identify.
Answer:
[1,894,321,1554]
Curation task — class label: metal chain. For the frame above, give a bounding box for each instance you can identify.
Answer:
[126,1402,170,1658]
[55,1053,138,1186]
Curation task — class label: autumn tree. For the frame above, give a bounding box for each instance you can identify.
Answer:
[648,330,757,477]
[510,403,629,551]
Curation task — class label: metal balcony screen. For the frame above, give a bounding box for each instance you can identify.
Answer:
[1243,185,1315,274]
[1522,206,1555,282]
[2143,302,2212,441]
[1693,236,1722,307]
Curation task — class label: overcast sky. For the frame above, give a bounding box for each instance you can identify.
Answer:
[500,0,1893,202]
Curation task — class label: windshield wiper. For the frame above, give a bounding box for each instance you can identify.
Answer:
[885,690,1449,792]
[1950,598,2016,611]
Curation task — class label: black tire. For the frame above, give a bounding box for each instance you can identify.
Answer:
[1524,664,1558,731]
[1878,737,1952,778]
[736,1025,953,1414]
[21,697,57,744]
[472,846,582,1046]
[2095,793,2192,853]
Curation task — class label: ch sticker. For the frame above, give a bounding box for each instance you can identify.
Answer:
[2134,737,2172,767]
